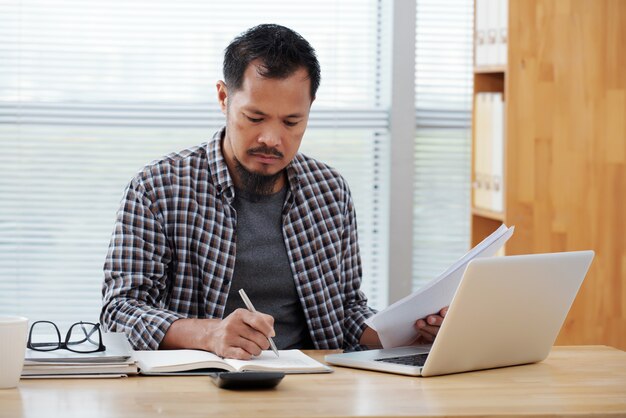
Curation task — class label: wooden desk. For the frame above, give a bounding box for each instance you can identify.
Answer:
[1,346,625,418]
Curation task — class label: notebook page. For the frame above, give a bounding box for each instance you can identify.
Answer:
[225,350,331,374]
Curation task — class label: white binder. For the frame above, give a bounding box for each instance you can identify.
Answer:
[475,0,489,66]
[491,93,504,212]
[486,0,499,66]
[497,0,508,66]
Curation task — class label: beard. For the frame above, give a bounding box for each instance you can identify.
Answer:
[233,155,283,198]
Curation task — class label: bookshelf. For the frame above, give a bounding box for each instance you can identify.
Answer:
[471,0,508,248]
[471,0,626,350]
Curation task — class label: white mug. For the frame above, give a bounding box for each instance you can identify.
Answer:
[0,316,29,389]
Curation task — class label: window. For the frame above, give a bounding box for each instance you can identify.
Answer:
[0,0,390,327]
[413,0,473,289]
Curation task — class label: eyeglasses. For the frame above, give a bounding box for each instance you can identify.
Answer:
[27,321,106,353]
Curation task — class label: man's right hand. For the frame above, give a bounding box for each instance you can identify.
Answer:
[209,309,275,359]
[159,309,275,360]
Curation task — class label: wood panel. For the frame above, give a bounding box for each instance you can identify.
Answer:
[506,0,626,349]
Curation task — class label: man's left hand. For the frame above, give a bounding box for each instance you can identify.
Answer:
[413,306,448,344]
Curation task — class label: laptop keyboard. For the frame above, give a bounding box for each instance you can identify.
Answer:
[375,353,429,367]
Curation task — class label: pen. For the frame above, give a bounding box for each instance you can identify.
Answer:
[238,289,279,358]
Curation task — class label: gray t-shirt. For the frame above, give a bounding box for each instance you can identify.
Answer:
[222,186,313,349]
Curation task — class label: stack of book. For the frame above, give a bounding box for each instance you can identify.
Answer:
[22,332,138,379]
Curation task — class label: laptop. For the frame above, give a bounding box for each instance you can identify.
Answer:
[325,250,594,377]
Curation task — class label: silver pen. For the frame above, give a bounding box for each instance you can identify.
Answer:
[238,289,279,358]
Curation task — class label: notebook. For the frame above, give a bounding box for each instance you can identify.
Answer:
[133,349,332,375]
[325,250,594,377]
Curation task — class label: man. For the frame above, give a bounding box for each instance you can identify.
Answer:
[101,24,445,359]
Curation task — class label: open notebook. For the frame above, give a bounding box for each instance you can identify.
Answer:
[133,349,332,375]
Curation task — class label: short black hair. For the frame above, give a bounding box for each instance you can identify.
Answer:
[223,24,320,100]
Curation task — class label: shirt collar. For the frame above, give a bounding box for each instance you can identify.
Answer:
[207,127,235,200]
[208,127,303,201]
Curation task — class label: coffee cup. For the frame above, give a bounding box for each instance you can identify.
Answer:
[0,316,29,389]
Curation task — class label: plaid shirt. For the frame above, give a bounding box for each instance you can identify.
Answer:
[101,128,376,350]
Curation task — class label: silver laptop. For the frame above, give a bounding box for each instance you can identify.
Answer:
[325,251,594,377]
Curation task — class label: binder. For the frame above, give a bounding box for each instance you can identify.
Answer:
[486,0,499,66]
[474,93,493,210]
[475,0,489,66]
[476,0,508,67]
[491,93,504,213]
[497,0,508,66]
[483,94,494,210]
[473,94,487,209]
[473,93,505,213]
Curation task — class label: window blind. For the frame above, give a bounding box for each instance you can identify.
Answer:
[0,0,390,328]
[412,0,473,289]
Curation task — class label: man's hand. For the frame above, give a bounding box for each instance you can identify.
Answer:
[159,309,275,360]
[360,306,449,349]
[209,309,275,359]
[413,306,448,344]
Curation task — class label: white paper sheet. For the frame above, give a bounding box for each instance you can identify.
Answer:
[366,224,514,348]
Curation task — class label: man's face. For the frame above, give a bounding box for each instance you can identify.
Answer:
[217,61,313,193]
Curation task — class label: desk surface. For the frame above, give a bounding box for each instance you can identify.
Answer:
[1,346,625,418]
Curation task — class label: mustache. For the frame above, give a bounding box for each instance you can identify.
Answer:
[247,146,284,158]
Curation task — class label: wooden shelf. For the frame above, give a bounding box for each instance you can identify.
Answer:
[472,207,505,222]
[474,65,506,74]
[472,3,508,254]
[474,71,505,95]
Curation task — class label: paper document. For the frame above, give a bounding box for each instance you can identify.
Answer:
[366,224,514,348]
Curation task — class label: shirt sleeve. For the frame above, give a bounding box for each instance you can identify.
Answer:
[340,185,378,350]
[100,175,182,350]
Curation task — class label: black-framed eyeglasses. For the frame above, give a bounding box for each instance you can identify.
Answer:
[27,321,106,353]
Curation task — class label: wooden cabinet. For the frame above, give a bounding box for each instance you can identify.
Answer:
[471,0,626,349]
